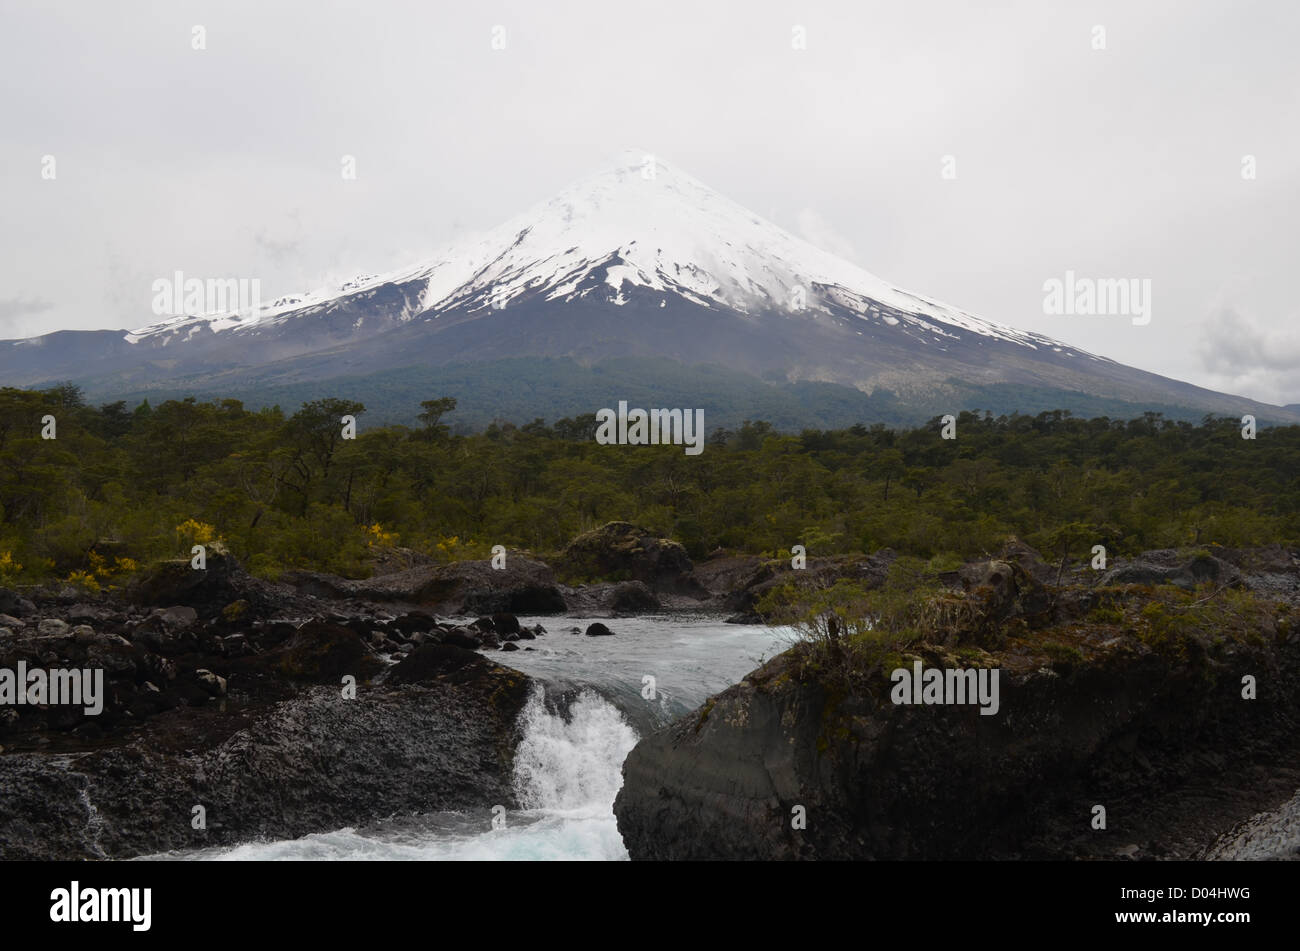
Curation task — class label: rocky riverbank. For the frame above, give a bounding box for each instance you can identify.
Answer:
[614,543,1300,860]
[0,521,740,859]
[6,524,1300,862]
[0,547,544,859]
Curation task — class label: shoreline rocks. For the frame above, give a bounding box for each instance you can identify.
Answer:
[614,543,1300,860]
[615,635,1300,860]
[0,665,530,859]
[5,538,1300,861]
[282,554,567,616]
[0,551,538,859]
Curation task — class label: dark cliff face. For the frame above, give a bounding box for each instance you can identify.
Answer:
[0,662,532,861]
[614,561,1300,860]
[0,550,537,860]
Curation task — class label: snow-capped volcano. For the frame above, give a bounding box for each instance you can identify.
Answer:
[411,152,1059,349]
[125,151,1052,353]
[2,152,1294,424]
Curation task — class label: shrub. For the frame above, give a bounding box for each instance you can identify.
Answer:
[0,550,22,584]
[63,569,101,593]
[757,557,942,686]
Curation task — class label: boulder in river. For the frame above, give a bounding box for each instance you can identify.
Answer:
[562,522,706,596]
[491,613,521,635]
[391,611,438,634]
[585,622,615,637]
[442,627,483,650]
[608,580,661,614]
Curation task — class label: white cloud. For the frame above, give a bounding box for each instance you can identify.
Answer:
[795,208,860,263]
[1198,306,1300,404]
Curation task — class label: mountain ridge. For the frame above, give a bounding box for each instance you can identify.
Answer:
[3,153,1294,424]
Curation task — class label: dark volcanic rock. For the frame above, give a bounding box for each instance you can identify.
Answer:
[491,613,521,635]
[951,557,1055,647]
[124,546,310,623]
[288,555,566,615]
[1100,551,1242,591]
[690,554,765,597]
[997,536,1057,583]
[365,545,437,576]
[152,605,199,630]
[274,621,385,682]
[0,556,539,861]
[0,588,36,617]
[585,622,615,637]
[614,631,1300,861]
[442,627,483,650]
[277,570,352,600]
[0,658,533,860]
[608,580,661,614]
[126,546,239,612]
[194,669,227,696]
[391,611,438,634]
[387,642,490,684]
[1100,562,1178,586]
[562,522,706,596]
[721,551,897,623]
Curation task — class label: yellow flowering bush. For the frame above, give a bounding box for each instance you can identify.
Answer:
[0,550,21,584]
[365,523,399,547]
[64,569,101,593]
[175,519,219,547]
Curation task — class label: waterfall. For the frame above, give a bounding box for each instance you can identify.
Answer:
[512,686,639,812]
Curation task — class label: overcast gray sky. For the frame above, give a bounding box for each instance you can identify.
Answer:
[2,0,1297,403]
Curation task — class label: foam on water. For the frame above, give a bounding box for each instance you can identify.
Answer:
[513,688,639,812]
[145,616,784,861]
[150,687,639,861]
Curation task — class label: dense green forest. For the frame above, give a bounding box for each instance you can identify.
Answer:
[0,383,1296,587]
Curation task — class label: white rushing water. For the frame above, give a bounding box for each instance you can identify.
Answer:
[149,615,787,861]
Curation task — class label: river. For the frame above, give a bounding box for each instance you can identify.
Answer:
[144,614,790,861]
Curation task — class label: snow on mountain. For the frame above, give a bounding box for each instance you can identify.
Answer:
[121,151,1087,359]
[414,152,1050,343]
[9,151,1293,424]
